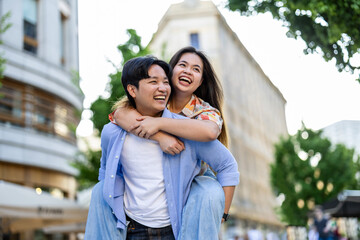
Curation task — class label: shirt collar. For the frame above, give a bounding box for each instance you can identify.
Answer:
[161,108,173,118]
[180,94,198,117]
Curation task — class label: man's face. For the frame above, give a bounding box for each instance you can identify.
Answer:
[128,64,171,117]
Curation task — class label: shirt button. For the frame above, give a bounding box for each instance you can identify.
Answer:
[115,156,119,158]
[111,175,114,178]
[109,195,112,198]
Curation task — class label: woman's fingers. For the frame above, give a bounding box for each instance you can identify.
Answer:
[136,116,146,121]
[129,122,141,132]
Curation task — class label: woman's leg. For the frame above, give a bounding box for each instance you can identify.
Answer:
[84,181,126,240]
[178,174,225,240]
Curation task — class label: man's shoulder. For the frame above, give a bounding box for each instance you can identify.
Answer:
[171,112,188,120]
[162,108,188,120]
[102,122,124,135]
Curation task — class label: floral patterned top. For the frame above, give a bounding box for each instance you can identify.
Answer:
[176,94,223,131]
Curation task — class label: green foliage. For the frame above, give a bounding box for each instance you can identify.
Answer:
[71,70,84,98]
[271,123,360,226]
[72,143,102,190]
[226,0,360,82]
[0,12,12,87]
[74,29,149,189]
[90,29,150,133]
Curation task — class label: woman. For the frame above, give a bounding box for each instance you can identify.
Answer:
[110,46,234,239]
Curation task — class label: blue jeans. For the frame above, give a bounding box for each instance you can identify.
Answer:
[178,170,225,240]
[84,181,126,239]
[84,171,224,240]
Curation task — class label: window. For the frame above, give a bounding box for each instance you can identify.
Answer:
[59,0,71,66]
[0,82,24,126]
[0,78,79,143]
[60,13,67,65]
[190,33,200,49]
[23,0,38,54]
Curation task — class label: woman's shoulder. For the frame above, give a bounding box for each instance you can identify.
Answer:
[184,94,219,112]
[186,94,220,115]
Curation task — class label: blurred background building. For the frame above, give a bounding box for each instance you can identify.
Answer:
[322,120,360,154]
[149,0,288,237]
[0,0,86,239]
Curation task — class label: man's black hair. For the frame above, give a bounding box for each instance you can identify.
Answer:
[121,56,172,108]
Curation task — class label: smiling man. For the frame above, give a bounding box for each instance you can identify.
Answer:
[84,56,239,240]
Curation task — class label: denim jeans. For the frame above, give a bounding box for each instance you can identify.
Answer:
[84,170,224,240]
[84,181,126,239]
[178,170,225,240]
[126,216,175,240]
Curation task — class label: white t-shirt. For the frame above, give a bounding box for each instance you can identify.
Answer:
[121,133,170,228]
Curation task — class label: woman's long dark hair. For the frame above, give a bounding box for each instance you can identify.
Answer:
[169,46,228,146]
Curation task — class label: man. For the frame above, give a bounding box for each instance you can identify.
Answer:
[84,56,239,239]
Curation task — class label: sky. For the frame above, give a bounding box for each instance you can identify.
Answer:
[76,0,360,137]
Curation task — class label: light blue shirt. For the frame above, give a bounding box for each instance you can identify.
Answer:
[98,108,239,238]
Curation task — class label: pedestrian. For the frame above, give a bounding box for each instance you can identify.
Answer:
[313,206,332,240]
[247,224,263,240]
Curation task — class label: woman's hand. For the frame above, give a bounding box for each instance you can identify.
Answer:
[129,116,162,139]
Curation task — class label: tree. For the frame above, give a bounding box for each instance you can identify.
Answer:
[226,0,360,82]
[90,29,150,133]
[270,124,359,226]
[73,29,150,189]
[0,12,12,81]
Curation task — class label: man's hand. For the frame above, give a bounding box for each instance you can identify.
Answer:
[157,134,185,155]
[129,116,161,139]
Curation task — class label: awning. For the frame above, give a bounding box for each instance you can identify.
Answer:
[0,181,88,232]
[322,190,360,218]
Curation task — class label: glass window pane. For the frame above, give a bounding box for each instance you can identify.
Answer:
[23,0,37,24]
[190,33,200,49]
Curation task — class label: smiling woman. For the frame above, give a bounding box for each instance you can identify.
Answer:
[168,52,203,113]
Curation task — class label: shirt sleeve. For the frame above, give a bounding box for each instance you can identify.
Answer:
[98,123,112,180]
[189,96,223,131]
[195,140,239,187]
[194,108,223,131]
[108,111,118,125]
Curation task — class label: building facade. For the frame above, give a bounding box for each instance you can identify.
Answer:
[321,120,360,154]
[0,0,82,239]
[149,0,288,236]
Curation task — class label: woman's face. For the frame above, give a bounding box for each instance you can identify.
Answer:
[171,52,203,97]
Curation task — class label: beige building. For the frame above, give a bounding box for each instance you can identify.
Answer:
[149,0,288,234]
[0,0,86,239]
